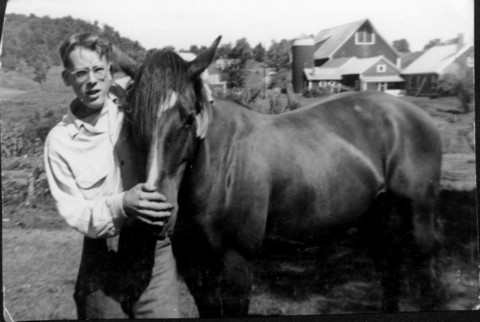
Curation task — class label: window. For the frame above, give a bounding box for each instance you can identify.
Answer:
[377,82,387,92]
[355,31,375,45]
[376,64,387,72]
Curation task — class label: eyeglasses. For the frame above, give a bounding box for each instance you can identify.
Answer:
[67,65,109,83]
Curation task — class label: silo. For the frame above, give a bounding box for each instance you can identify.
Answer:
[291,38,314,93]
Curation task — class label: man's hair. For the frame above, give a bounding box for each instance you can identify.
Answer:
[58,33,112,69]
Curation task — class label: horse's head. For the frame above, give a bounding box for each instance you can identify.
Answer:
[126,36,221,217]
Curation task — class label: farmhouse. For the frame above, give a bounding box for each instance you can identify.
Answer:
[292,19,403,95]
[206,64,227,94]
[401,37,474,97]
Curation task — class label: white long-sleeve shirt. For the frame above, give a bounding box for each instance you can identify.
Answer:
[44,94,130,238]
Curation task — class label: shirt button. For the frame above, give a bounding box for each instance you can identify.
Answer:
[120,160,125,166]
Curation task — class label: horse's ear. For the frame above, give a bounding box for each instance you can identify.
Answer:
[187,36,222,79]
[111,45,139,79]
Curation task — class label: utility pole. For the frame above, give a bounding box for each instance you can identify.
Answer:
[263,41,267,99]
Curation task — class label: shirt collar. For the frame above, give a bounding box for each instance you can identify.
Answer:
[64,95,117,139]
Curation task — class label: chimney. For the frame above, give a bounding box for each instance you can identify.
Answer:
[457,33,464,52]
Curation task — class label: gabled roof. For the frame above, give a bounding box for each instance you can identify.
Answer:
[321,57,352,68]
[399,51,424,69]
[341,56,383,74]
[304,55,401,81]
[402,44,473,75]
[304,57,353,80]
[304,67,343,81]
[313,19,366,60]
[342,55,400,74]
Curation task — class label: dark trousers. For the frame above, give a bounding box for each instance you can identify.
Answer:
[74,239,180,319]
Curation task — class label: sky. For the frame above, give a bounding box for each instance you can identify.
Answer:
[4,0,474,52]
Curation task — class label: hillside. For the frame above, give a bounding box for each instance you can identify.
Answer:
[1,13,147,70]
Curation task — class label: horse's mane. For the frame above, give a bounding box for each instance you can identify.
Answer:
[127,50,193,153]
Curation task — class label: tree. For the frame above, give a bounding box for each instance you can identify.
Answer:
[252,42,266,62]
[189,45,200,55]
[1,56,17,70]
[220,38,252,89]
[33,60,50,83]
[266,39,291,70]
[2,13,147,68]
[28,44,52,83]
[216,43,232,59]
[223,63,249,89]
[101,24,147,63]
[392,39,410,53]
[228,38,252,63]
[436,72,473,113]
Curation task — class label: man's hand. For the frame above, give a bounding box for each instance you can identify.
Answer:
[123,183,173,227]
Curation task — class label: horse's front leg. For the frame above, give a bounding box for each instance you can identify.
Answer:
[190,249,252,317]
[175,241,252,317]
[220,249,253,316]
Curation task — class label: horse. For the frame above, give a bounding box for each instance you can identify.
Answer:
[124,37,445,317]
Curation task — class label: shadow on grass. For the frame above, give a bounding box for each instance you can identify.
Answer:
[250,189,478,314]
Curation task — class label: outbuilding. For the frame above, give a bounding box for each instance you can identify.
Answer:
[401,41,473,97]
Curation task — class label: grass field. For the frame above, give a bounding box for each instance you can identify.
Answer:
[2,229,81,320]
[3,222,478,319]
[1,66,477,320]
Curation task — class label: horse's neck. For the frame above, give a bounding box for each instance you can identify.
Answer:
[187,101,261,184]
[209,100,267,142]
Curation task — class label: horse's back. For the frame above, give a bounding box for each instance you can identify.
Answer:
[262,91,441,241]
[329,92,441,199]
[277,91,442,185]
[330,91,442,199]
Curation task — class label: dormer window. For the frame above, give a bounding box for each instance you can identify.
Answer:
[377,64,386,72]
[355,31,375,45]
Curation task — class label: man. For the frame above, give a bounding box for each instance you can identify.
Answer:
[44,33,180,318]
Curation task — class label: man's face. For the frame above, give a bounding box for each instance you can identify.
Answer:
[62,47,112,111]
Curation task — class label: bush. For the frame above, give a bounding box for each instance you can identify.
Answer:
[302,86,331,98]
[437,73,473,113]
[1,109,61,158]
[268,69,290,90]
[33,61,50,83]
[1,178,28,207]
[437,74,459,97]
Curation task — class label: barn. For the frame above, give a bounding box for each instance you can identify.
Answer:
[304,56,404,95]
[292,19,404,94]
[401,39,474,97]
